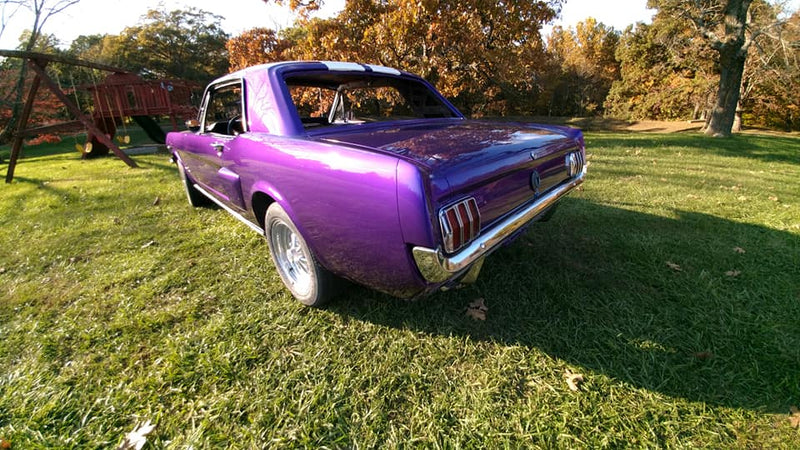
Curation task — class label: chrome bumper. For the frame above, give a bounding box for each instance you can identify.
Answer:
[412,166,587,283]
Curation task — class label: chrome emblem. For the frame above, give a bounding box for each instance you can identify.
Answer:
[530,170,541,194]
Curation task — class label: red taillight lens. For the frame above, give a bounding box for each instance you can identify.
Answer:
[439,198,481,253]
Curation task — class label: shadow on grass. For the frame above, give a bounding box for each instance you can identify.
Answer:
[328,197,800,413]
[588,133,800,165]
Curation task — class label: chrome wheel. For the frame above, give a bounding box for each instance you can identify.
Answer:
[265,202,336,306]
[270,220,312,297]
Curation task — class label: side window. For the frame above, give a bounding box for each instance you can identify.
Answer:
[202,82,244,135]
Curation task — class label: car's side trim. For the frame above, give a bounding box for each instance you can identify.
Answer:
[412,165,587,283]
[193,183,265,235]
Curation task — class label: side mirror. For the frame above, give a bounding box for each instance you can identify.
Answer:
[185,119,201,132]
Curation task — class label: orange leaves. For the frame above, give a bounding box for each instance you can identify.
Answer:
[226,28,293,71]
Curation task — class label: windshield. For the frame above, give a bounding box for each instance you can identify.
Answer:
[285,73,458,129]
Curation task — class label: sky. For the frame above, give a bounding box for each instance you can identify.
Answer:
[0,0,797,51]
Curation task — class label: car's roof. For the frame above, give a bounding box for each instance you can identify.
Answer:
[214,61,412,85]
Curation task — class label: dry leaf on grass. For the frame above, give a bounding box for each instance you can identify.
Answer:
[737,195,748,201]
[140,240,156,249]
[768,195,779,202]
[0,439,10,449]
[733,247,746,254]
[564,370,584,391]
[789,406,800,428]
[693,351,714,360]
[465,298,488,321]
[666,261,682,272]
[152,196,161,206]
[725,270,741,277]
[116,420,156,450]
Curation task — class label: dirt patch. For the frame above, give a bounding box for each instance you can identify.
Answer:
[498,116,798,136]
[515,116,704,133]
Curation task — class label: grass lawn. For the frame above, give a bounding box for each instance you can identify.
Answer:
[1,129,798,448]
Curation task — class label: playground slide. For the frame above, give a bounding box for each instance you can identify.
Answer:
[132,116,167,144]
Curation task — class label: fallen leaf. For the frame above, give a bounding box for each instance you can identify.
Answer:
[140,240,156,249]
[725,270,741,277]
[790,406,800,428]
[732,247,745,254]
[152,196,161,206]
[693,351,713,360]
[0,267,6,274]
[116,420,156,450]
[564,370,584,392]
[465,298,488,321]
[666,261,682,272]
[737,195,748,201]
[0,439,10,449]
[686,194,699,199]
[768,195,779,202]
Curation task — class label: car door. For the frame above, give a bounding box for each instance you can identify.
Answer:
[180,79,246,210]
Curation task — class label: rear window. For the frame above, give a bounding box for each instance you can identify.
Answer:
[285,73,457,129]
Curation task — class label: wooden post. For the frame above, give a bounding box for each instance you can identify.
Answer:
[27,60,138,168]
[5,73,41,183]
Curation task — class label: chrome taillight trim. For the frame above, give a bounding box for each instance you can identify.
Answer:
[439,197,481,254]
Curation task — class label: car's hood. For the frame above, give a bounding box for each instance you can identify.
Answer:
[313,119,580,172]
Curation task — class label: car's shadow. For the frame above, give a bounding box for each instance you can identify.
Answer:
[326,197,800,413]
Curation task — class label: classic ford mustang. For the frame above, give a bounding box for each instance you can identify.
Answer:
[167,61,586,306]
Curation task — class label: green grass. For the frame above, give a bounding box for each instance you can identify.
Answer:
[1,130,799,448]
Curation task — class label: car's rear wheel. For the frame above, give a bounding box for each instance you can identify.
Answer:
[265,203,334,306]
[177,160,210,207]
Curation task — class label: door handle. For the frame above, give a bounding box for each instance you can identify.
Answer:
[210,142,224,156]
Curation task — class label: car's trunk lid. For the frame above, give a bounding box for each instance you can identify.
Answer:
[315,119,582,232]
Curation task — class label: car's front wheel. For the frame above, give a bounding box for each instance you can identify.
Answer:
[265,203,335,306]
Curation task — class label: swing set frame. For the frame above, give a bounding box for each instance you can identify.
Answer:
[2,50,140,183]
[2,49,199,183]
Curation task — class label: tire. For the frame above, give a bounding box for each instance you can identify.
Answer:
[265,202,335,306]
[177,160,210,207]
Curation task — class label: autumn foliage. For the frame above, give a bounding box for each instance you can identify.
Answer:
[227,0,800,131]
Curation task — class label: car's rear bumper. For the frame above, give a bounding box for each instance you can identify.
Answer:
[412,166,587,283]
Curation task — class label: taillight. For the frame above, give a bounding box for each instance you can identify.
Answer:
[566,151,585,177]
[439,197,480,253]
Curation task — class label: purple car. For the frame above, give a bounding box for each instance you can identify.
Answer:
[167,61,586,306]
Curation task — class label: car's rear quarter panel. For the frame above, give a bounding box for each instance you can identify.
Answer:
[238,134,430,297]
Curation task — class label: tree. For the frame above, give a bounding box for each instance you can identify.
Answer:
[605,18,717,121]
[111,7,230,83]
[649,0,760,137]
[741,9,800,130]
[227,28,293,71]
[0,0,82,144]
[546,18,620,116]
[244,0,563,116]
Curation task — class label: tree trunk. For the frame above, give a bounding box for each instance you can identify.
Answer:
[732,100,743,132]
[703,0,752,137]
[705,46,747,137]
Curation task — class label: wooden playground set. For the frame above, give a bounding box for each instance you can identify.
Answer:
[1,50,200,183]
